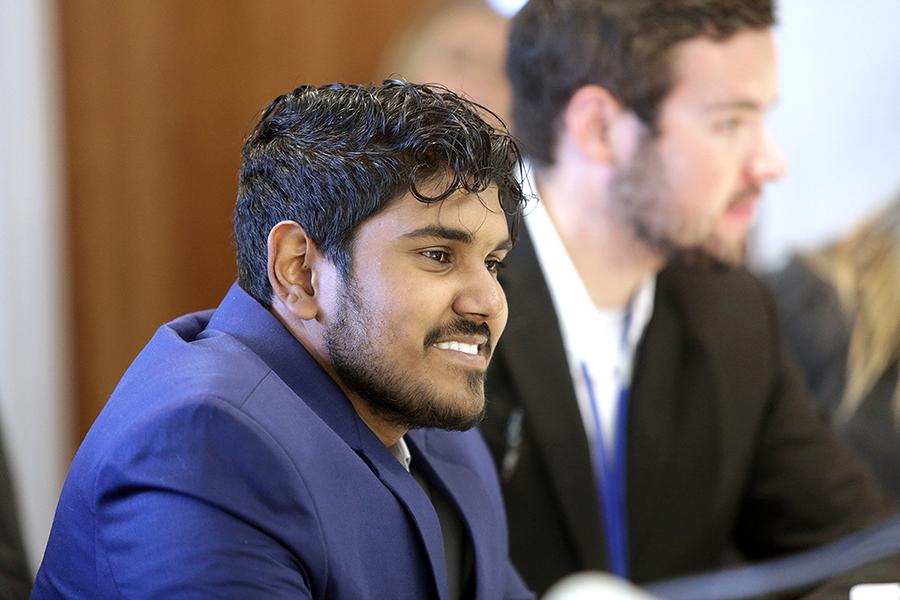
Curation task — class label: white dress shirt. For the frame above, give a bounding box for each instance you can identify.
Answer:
[524,168,655,458]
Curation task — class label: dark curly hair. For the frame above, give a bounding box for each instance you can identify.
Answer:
[508,0,775,167]
[234,80,526,306]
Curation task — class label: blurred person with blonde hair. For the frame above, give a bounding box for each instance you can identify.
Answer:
[771,194,900,498]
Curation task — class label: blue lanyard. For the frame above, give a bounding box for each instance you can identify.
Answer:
[580,311,632,579]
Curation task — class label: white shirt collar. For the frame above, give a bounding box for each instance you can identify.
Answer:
[523,166,656,353]
[389,436,412,472]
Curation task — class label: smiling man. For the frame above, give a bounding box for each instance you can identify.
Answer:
[32,81,533,600]
[480,0,899,596]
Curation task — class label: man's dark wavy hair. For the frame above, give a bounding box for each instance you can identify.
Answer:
[235,80,526,306]
[508,0,775,167]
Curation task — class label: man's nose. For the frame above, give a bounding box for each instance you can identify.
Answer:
[453,264,507,322]
[750,128,787,184]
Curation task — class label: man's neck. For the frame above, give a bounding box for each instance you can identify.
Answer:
[535,167,664,310]
[345,394,408,448]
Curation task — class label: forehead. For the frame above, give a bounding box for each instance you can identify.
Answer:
[665,29,778,108]
[359,185,509,244]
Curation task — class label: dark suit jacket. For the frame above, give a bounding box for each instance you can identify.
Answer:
[33,284,532,600]
[482,231,896,596]
[0,423,31,600]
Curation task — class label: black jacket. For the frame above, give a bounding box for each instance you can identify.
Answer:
[482,230,897,597]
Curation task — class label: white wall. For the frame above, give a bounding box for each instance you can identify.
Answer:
[753,0,900,268]
[0,0,70,571]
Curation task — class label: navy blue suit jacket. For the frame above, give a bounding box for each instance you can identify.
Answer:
[33,284,531,599]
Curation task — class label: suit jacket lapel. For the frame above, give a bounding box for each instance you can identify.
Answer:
[407,430,500,600]
[499,230,608,570]
[626,274,681,562]
[299,383,449,600]
[308,392,450,600]
[368,444,450,600]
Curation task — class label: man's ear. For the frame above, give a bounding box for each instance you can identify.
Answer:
[562,85,624,163]
[267,220,320,321]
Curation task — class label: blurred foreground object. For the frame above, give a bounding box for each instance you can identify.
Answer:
[544,572,655,600]
[851,583,900,600]
[647,514,900,600]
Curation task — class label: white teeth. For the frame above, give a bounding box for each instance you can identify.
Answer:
[434,341,479,355]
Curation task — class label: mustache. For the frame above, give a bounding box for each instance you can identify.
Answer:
[729,186,761,206]
[424,319,493,355]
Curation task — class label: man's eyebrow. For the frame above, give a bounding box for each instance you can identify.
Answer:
[494,238,514,252]
[402,225,474,244]
[703,99,770,112]
[401,225,513,251]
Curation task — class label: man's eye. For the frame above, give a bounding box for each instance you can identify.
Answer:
[714,117,743,134]
[485,258,506,274]
[421,250,451,263]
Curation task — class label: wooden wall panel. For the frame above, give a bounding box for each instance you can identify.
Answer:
[58,0,438,443]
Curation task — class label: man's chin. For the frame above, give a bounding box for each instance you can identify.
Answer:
[703,234,748,267]
[373,390,486,432]
[425,408,485,432]
[632,216,749,268]
[668,236,747,268]
[398,407,485,432]
[421,390,486,431]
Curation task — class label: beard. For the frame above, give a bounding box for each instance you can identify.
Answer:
[608,138,749,267]
[324,273,488,432]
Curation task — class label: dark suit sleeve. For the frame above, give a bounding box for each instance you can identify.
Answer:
[735,281,900,596]
[0,423,31,600]
[90,397,321,599]
[735,345,893,554]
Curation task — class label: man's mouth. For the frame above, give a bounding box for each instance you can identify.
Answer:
[424,319,493,358]
[730,187,761,205]
[433,341,480,355]
[725,188,762,219]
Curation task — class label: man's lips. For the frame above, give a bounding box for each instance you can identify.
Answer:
[424,320,493,358]
[725,189,761,220]
[431,337,488,356]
